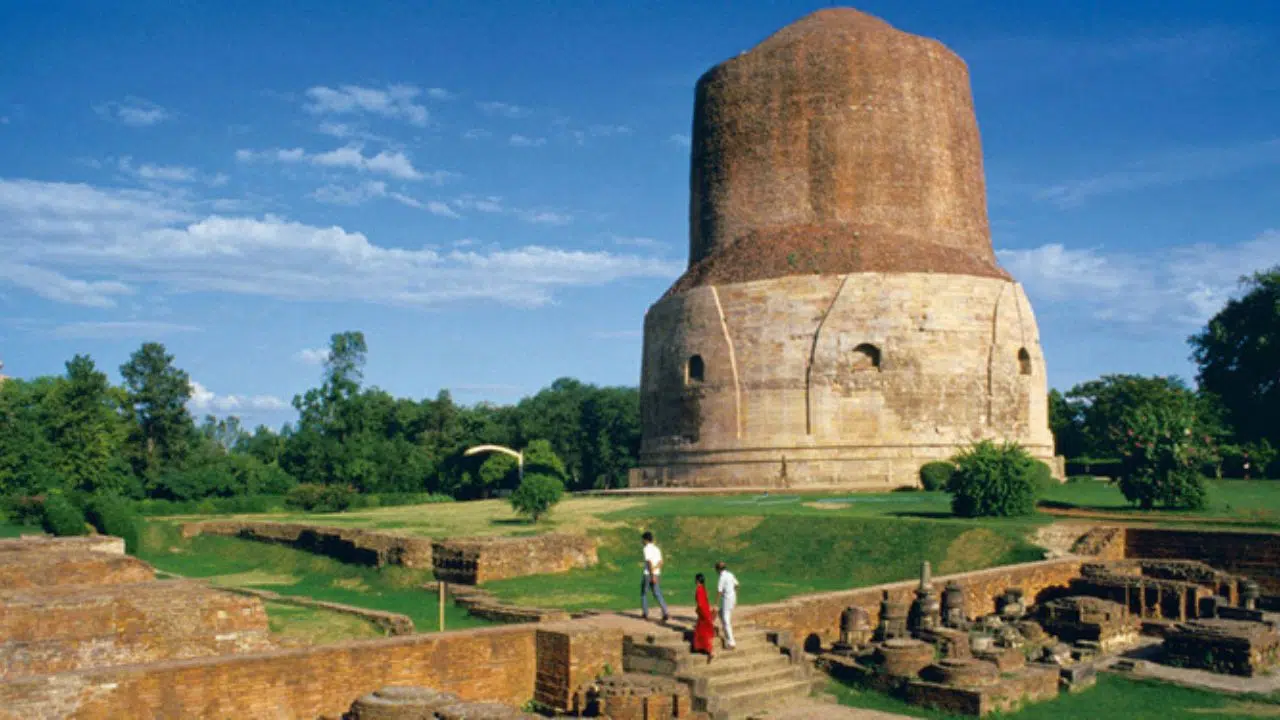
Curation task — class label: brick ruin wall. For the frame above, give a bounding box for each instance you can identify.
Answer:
[739,557,1084,651]
[0,579,273,680]
[0,625,540,720]
[1124,527,1280,594]
[184,521,598,585]
[183,521,434,568]
[431,534,599,585]
[634,273,1055,490]
[0,550,155,590]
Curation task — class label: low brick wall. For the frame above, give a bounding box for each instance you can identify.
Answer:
[0,535,126,557]
[224,587,414,636]
[1124,527,1280,594]
[432,534,598,585]
[0,580,272,680]
[534,620,625,711]
[0,625,540,720]
[182,521,434,568]
[738,558,1084,652]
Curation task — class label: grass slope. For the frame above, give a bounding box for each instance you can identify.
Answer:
[137,523,490,634]
[1041,478,1280,528]
[832,674,1280,719]
[263,601,386,645]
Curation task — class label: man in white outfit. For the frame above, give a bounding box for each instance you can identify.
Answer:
[715,561,739,649]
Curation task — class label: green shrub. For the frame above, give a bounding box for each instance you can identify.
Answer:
[946,441,1039,518]
[1029,460,1057,492]
[1115,398,1210,510]
[919,462,955,492]
[85,494,141,553]
[1066,475,1097,484]
[2,495,49,526]
[285,483,356,513]
[1064,458,1123,478]
[40,494,89,536]
[509,473,564,522]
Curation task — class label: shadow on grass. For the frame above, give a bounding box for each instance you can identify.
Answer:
[890,511,956,520]
[489,518,534,527]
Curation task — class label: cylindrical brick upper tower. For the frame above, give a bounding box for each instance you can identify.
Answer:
[633,8,1057,490]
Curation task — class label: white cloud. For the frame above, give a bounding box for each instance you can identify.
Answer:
[310,180,388,206]
[117,157,197,183]
[95,97,170,127]
[0,178,684,309]
[50,321,201,339]
[613,235,663,249]
[451,195,505,214]
[189,380,289,413]
[294,347,330,365]
[1037,138,1280,208]
[999,230,1280,326]
[477,101,531,118]
[237,144,431,181]
[304,84,430,126]
[509,134,546,148]
[517,209,572,226]
[425,88,454,101]
[426,200,461,218]
[669,134,692,148]
[463,128,491,140]
[588,124,632,137]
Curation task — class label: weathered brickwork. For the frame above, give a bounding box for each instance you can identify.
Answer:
[534,620,625,711]
[0,626,539,720]
[634,8,1055,490]
[0,580,273,680]
[0,550,154,590]
[0,535,127,557]
[739,558,1083,651]
[1124,527,1280,594]
[183,521,434,568]
[432,534,598,585]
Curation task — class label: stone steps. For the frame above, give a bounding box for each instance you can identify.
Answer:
[622,623,818,720]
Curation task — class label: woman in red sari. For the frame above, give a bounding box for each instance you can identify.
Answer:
[692,573,716,662]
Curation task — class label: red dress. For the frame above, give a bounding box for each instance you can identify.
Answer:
[693,584,716,654]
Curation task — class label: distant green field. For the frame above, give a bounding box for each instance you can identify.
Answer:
[0,522,33,538]
[832,673,1280,719]
[1040,478,1280,527]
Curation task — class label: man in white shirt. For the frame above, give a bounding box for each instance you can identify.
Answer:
[715,561,739,649]
[641,531,670,623]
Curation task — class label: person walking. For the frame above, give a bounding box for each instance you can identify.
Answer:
[715,561,739,650]
[692,573,716,662]
[640,531,670,623]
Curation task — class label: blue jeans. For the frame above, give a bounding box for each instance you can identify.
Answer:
[641,574,669,618]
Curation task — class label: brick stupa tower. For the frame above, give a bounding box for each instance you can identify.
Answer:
[631,8,1056,489]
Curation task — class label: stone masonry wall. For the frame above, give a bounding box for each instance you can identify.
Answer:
[432,534,599,585]
[0,625,539,720]
[0,580,273,680]
[635,272,1054,489]
[738,558,1083,651]
[1125,528,1280,594]
[534,620,625,711]
[183,521,434,568]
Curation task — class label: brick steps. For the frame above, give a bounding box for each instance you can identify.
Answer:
[622,622,818,720]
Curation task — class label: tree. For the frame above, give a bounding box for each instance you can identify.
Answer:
[0,378,62,495]
[1190,266,1280,447]
[478,453,517,498]
[1065,375,1225,458]
[1115,393,1210,510]
[1047,389,1086,459]
[52,355,133,495]
[510,473,564,522]
[120,342,196,478]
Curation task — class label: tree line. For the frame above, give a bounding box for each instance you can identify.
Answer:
[1,266,1275,508]
[0,331,640,504]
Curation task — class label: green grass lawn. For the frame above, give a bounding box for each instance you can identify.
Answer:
[1040,478,1280,527]
[0,522,35,538]
[137,522,490,634]
[832,674,1280,719]
[263,601,387,645]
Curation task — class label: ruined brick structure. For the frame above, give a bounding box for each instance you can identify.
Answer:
[633,8,1055,489]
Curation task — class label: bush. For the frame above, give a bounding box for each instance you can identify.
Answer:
[1115,398,1210,510]
[509,473,564,523]
[85,494,141,553]
[1029,460,1057,492]
[946,441,1039,518]
[1066,475,1097,484]
[2,495,49,526]
[1064,458,1123,478]
[40,493,89,536]
[919,462,955,492]
[285,483,356,513]
[131,495,285,516]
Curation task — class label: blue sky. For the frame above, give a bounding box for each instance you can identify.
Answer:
[1,1,1278,428]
